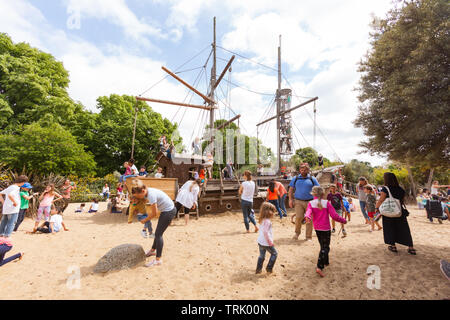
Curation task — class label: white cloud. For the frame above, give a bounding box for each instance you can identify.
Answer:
[65,0,165,47]
[0,0,392,166]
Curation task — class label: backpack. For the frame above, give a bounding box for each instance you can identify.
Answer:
[330,194,341,210]
[292,175,315,190]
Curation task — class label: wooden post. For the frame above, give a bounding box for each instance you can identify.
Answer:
[161,66,215,105]
[213,55,235,90]
[131,103,138,159]
[135,96,213,111]
[277,35,282,174]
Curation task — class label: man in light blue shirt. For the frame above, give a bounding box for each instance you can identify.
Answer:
[288,163,320,241]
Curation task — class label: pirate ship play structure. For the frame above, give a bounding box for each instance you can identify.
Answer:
[127,17,342,215]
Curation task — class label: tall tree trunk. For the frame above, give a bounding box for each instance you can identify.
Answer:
[426,168,435,190]
[407,166,417,198]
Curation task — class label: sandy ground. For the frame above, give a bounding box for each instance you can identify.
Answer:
[1,201,449,300]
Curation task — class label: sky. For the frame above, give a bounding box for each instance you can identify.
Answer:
[0,0,394,166]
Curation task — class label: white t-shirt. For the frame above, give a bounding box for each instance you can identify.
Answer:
[146,188,175,212]
[91,203,99,211]
[50,214,63,232]
[176,181,200,209]
[241,181,255,202]
[102,187,110,193]
[0,185,20,215]
[130,165,139,175]
[431,186,439,195]
[155,173,163,178]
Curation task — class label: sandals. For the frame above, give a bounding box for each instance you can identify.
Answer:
[407,248,417,255]
[388,245,398,253]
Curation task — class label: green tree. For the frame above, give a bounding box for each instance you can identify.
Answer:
[354,0,449,167]
[79,94,180,176]
[0,33,81,132]
[0,122,96,176]
[342,159,375,183]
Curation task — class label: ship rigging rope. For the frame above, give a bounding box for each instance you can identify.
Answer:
[138,44,211,97]
[171,62,207,125]
[282,76,343,163]
[171,65,206,123]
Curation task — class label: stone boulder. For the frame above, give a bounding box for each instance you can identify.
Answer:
[94,244,146,273]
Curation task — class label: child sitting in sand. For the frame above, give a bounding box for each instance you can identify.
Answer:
[88,199,99,213]
[108,196,122,214]
[364,185,382,232]
[128,196,154,238]
[30,207,69,234]
[256,202,278,275]
[75,203,85,213]
[305,186,347,277]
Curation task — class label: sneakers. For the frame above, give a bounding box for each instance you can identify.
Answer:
[331,228,336,233]
[342,229,347,236]
[255,269,262,274]
[148,233,155,238]
[141,230,148,238]
[145,259,162,267]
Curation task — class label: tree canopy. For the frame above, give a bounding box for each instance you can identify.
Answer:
[0,122,96,176]
[354,0,449,167]
[78,94,180,177]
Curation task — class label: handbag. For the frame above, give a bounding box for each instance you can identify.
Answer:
[379,186,402,218]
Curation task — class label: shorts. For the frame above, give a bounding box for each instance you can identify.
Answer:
[368,211,375,219]
[36,206,51,222]
[335,209,343,217]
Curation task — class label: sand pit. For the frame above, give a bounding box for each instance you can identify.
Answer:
[1,201,449,300]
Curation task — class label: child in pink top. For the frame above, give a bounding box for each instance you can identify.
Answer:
[34,184,62,233]
[305,186,347,277]
[256,202,278,274]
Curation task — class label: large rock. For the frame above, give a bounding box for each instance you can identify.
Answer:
[94,244,146,273]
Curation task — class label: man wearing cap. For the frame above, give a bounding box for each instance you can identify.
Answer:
[13,182,34,232]
[288,163,320,241]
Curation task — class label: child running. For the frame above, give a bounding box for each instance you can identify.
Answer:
[0,237,24,267]
[13,182,34,233]
[266,181,284,219]
[256,202,278,275]
[364,185,382,232]
[305,186,347,277]
[327,185,348,236]
[33,184,62,233]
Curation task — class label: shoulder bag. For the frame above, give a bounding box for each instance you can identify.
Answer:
[379,186,402,218]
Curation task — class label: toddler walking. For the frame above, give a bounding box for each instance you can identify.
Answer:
[305,186,347,277]
[256,202,278,274]
[364,185,382,232]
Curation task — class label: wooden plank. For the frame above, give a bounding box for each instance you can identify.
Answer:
[125,177,178,200]
[136,97,212,111]
[161,66,216,105]
[256,97,319,127]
